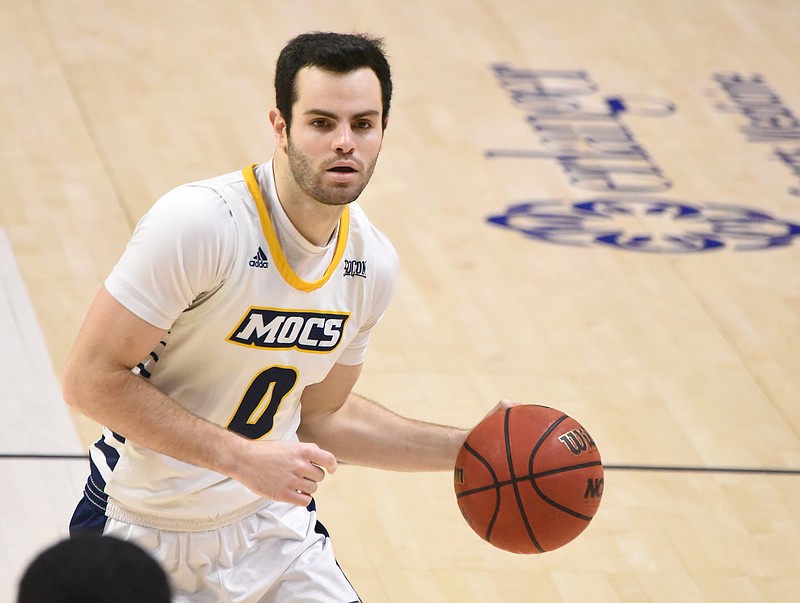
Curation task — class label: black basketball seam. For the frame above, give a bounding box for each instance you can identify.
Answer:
[503,413,572,551]
[455,460,603,498]
[528,476,595,522]
[461,440,503,542]
[530,415,570,462]
[533,460,604,479]
[505,407,545,553]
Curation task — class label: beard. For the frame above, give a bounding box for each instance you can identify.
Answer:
[286,137,378,207]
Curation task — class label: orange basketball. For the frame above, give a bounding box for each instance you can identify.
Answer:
[454,404,604,554]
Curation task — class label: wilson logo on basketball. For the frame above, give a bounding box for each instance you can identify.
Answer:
[227,308,350,352]
[558,428,597,455]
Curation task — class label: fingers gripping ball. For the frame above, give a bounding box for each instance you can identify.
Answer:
[454,405,604,554]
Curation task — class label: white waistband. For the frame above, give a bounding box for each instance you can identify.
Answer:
[105,496,273,532]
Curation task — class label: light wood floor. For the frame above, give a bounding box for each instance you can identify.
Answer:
[2,0,799,601]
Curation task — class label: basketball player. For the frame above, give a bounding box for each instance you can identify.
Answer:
[63,32,512,602]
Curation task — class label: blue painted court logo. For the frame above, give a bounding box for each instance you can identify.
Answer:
[487,198,800,253]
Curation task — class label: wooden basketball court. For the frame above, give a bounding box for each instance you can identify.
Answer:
[2,0,799,600]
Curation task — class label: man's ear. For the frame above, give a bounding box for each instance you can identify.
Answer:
[269,108,288,150]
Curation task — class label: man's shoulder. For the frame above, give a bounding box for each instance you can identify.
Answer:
[182,168,248,196]
[143,169,248,231]
[151,168,253,219]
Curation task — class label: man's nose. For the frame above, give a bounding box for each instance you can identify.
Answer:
[333,124,355,154]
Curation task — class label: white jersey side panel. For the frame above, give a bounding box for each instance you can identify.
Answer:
[92,163,398,530]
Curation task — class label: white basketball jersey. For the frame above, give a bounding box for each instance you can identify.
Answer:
[88,162,398,530]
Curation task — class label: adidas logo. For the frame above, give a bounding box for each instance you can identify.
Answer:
[249,247,269,269]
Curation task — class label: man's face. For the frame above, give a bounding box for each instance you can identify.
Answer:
[283,66,384,207]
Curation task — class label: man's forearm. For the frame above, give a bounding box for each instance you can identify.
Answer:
[299,392,468,471]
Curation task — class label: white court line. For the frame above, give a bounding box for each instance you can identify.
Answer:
[0,227,82,454]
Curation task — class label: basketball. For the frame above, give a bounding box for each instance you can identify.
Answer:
[454,404,604,554]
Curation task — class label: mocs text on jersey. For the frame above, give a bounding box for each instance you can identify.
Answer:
[228,308,350,352]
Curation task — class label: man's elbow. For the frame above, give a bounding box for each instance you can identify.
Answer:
[61,364,86,412]
[61,355,104,415]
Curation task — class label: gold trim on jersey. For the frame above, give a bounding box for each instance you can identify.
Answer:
[243,164,350,292]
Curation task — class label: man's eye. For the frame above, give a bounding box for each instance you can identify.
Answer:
[354,120,373,130]
[311,119,332,128]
